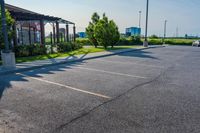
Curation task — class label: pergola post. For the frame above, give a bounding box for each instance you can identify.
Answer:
[73,24,76,42]
[53,23,56,44]
[50,32,53,44]
[33,27,36,43]
[63,30,66,42]
[28,22,32,45]
[20,23,24,45]
[56,21,60,43]
[40,19,45,45]
[12,21,18,47]
[66,24,69,42]
[61,33,63,42]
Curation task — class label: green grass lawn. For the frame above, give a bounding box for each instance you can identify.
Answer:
[0,45,142,64]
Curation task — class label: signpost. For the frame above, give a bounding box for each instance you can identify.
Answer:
[0,0,16,68]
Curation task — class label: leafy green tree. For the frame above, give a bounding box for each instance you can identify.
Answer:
[109,20,120,48]
[0,9,15,47]
[94,13,120,48]
[86,12,100,47]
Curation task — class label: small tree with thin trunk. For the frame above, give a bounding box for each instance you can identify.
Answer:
[86,12,100,48]
[94,13,120,49]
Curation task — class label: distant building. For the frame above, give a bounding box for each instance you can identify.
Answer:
[78,32,86,38]
[126,27,141,36]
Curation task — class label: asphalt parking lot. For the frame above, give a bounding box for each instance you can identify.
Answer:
[1,46,200,133]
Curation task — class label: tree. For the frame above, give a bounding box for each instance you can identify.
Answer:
[86,12,100,47]
[109,20,120,48]
[0,9,14,47]
[94,13,120,48]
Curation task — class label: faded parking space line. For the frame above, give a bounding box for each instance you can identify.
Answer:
[17,73,111,99]
[73,66,148,79]
[94,59,164,69]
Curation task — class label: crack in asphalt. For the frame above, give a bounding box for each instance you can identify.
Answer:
[54,66,172,132]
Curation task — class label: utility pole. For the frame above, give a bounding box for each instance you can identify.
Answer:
[0,0,16,68]
[139,11,142,28]
[143,0,149,47]
[176,26,179,38]
[163,20,167,44]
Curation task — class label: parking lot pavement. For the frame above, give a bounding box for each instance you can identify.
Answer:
[0,46,200,133]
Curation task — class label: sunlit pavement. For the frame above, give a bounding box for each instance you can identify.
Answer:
[1,46,200,133]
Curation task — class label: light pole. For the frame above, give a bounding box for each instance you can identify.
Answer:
[0,0,16,68]
[163,20,167,44]
[143,0,149,47]
[139,11,142,28]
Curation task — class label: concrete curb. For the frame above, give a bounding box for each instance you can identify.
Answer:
[0,45,165,76]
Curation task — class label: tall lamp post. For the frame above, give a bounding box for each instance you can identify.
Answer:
[163,20,167,44]
[143,0,149,47]
[0,0,16,68]
[139,11,142,28]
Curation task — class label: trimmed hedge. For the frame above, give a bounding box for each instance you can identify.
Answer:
[148,39,194,45]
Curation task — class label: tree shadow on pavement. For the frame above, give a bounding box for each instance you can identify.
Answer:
[0,61,85,100]
[114,48,159,60]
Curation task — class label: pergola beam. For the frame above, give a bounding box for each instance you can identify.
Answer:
[6,3,75,45]
[9,11,61,21]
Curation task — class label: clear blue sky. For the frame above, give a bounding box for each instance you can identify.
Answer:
[6,0,200,37]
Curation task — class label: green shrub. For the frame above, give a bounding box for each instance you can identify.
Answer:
[76,38,92,46]
[148,39,162,45]
[33,45,47,55]
[117,38,130,45]
[150,35,159,39]
[0,44,4,51]
[148,38,194,45]
[57,42,83,53]
[14,44,47,57]
[129,36,142,45]
[57,43,72,53]
[165,39,192,45]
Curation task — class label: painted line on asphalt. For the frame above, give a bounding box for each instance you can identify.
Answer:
[73,66,148,79]
[17,73,111,99]
[94,59,164,68]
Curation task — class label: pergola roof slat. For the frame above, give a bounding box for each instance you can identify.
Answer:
[5,3,74,24]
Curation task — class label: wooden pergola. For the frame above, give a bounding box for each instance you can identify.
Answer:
[5,3,76,46]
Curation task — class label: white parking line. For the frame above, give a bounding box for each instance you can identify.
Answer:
[73,66,148,79]
[94,59,164,68]
[17,73,111,99]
